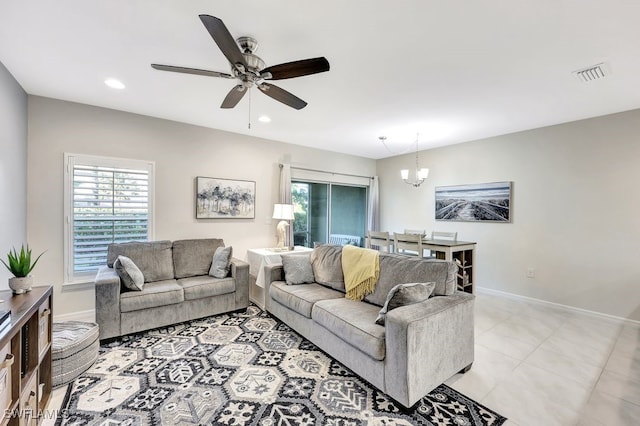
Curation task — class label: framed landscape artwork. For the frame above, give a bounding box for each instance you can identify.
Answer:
[435,181,512,222]
[196,176,256,219]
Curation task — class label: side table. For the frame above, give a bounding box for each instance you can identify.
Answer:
[246,247,313,308]
[0,285,53,425]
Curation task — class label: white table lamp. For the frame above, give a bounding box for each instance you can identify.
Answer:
[273,204,295,249]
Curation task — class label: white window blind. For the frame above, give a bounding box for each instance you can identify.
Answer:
[64,154,154,284]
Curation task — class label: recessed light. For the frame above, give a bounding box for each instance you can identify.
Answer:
[104,78,125,90]
[258,115,271,123]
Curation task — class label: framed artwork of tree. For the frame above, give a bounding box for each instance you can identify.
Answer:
[196,176,256,219]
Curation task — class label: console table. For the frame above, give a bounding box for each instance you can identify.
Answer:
[246,247,313,308]
[421,239,477,294]
[0,285,53,425]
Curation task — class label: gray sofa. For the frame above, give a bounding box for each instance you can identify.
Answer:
[264,245,474,408]
[95,238,249,340]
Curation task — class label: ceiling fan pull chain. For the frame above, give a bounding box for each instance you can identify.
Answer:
[248,87,252,129]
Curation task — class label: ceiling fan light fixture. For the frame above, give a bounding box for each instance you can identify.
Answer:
[104,78,125,90]
[258,115,271,123]
[152,15,329,111]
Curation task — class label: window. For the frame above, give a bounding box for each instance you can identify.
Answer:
[64,154,154,284]
[292,181,368,248]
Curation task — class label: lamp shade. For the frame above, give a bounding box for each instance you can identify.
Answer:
[417,168,429,179]
[272,204,294,220]
[400,169,409,180]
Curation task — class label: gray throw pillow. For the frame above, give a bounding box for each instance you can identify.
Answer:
[209,246,233,278]
[114,255,145,291]
[375,282,436,325]
[310,245,345,292]
[281,253,315,285]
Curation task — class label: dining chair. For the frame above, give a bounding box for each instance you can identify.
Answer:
[431,231,458,241]
[366,230,393,252]
[404,229,426,236]
[393,232,424,258]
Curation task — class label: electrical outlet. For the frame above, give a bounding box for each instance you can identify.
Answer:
[527,268,535,278]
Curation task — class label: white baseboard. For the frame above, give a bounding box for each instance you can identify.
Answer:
[476,286,640,328]
[53,309,95,323]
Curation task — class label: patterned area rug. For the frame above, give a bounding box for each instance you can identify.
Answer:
[57,306,506,425]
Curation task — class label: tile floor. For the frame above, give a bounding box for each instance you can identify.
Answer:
[445,292,640,426]
[43,291,640,426]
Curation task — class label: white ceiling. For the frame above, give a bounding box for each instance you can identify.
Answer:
[1,1,639,159]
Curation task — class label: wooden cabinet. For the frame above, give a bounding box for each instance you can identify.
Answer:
[452,249,474,294]
[422,240,476,294]
[0,286,53,426]
[0,344,13,422]
[18,374,37,426]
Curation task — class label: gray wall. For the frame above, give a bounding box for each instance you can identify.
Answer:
[27,96,376,316]
[0,61,27,286]
[377,109,640,321]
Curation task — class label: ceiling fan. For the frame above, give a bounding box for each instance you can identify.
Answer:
[151,15,330,110]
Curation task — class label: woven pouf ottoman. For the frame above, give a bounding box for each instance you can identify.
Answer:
[52,321,100,388]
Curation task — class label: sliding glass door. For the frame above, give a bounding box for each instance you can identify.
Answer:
[292,181,367,248]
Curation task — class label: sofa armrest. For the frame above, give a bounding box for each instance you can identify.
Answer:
[95,266,122,340]
[230,258,250,307]
[263,263,284,312]
[384,292,475,407]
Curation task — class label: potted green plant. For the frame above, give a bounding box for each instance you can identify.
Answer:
[1,245,45,294]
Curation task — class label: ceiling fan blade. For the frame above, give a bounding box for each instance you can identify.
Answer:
[258,83,307,110]
[151,64,233,79]
[221,84,247,109]
[260,57,330,80]
[199,15,248,72]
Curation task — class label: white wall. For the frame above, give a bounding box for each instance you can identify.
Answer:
[27,96,376,316]
[0,61,27,286]
[377,109,640,321]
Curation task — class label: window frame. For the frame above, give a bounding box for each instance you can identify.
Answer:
[63,153,155,285]
[291,178,370,248]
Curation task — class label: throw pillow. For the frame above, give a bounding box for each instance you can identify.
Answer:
[209,246,233,278]
[375,282,436,325]
[114,255,145,291]
[281,253,315,285]
[310,245,345,292]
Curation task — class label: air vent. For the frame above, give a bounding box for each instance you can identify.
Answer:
[573,63,609,83]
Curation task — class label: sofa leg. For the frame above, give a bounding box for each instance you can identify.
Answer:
[100,336,123,346]
[459,363,473,374]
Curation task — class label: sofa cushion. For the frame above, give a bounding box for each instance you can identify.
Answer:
[310,245,345,292]
[270,282,344,318]
[364,254,457,307]
[173,238,225,279]
[312,298,386,361]
[107,241,174,283]
[178,276,235,300]
[281,253,315,285]
[375,282,436,325]
[114,255,144,291]
[209,246,233,278]
[120,279,184,312]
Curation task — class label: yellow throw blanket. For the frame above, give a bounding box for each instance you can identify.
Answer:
[342,245,380,301]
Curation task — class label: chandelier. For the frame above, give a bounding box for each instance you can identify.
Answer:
[378,133,429,188]
[401,134,429,187]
